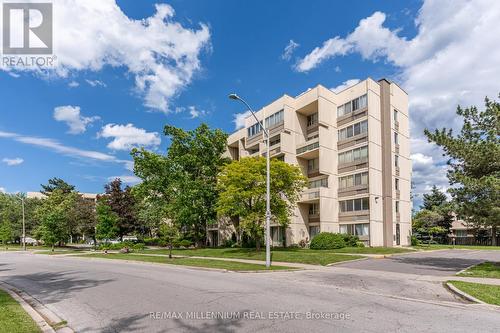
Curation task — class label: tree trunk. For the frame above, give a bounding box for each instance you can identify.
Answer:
[168,243,172,259]
[255,235,261,252]
[51,244,55,252]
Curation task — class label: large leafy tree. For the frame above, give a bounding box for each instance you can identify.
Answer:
[0,221,12,249]
[95,200,119,243]
[132,123,229,246]
[72,195,97,244]
[99,178,138,240]
[0,193,41,241]
[217,157,307,250]
[424,95,500,244]
[35,190,76,250]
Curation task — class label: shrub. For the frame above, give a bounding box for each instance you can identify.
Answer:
[143,238,161,246]
[178,239,192,248]
[411,235,419,246]
[222,239,236,248]
[310,232,346,250]
[356,241,365,248]
[132,243,145,251]
[342,234,360,247]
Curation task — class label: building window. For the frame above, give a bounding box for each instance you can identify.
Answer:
[309,177,328,189]
[395,178,399,191]
[395,155,399,168]
[339,197,370,212]
[338,120,368,141]
[276,155,285,161]
[395,201,400,213]
[247,122,263,137]
[338,146,368,164]
[248,147,259,154]
[309,226,320,239]
[339,172,368,189]
[340,223,369,236]
[308,158,319,173]
[265,110,284,129]
[394,109,398,122]
[309,203,319,215]
[337,94,367,117]
[269,135,280,147]
[307,113,318,127]
[394,132,399,145]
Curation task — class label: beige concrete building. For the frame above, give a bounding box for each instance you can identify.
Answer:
[211,78,411,247]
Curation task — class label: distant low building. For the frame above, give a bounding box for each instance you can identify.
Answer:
[27,191,98,203]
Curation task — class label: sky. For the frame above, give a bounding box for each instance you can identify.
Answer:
[0,0,499,208]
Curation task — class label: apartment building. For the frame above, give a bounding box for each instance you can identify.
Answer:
[211,78,411,247]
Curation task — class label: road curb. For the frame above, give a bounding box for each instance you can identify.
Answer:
[0,281,74,332]
[444,281,486,304]
[326,257,369,266]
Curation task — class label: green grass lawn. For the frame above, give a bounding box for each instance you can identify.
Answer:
[448,281,500,305]
[414,244,500,251]
[458,262,500,279]
[141,247,365,266]
[0,245,53,252]
[77,253,294,271]
[0,289,41,333]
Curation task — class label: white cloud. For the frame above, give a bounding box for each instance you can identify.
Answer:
[108,175,141,185]
[297,0,500,204]
[331,79,361,93]
[0,187,5,193]
[99,124,161,151]
[0,129,118,162]
[68,81,79,88]
[188,106,207,118]
[2,157,24,166]
[85,79,107,88]
[233,110,252,130]
[53,105,100,134]
[0,1,211,113]
[281,40,300,61]
[295,37,351,72]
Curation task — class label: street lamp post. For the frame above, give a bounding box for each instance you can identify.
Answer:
[229,93,271,268]
[20,197,26,251]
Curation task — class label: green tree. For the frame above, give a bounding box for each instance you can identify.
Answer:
[35,190,75,251]
[132,123,229,246]
[72,195,97,245]
[424,95,500,245]
[412,209,446,245]
[0,221,12,249]
[420,185,454,240]
[41,177,75,195]
[217,157,307,250]
[95,201,119,243]
[422,185,448,210]
[99,178,138,240]
[158,223,179,259]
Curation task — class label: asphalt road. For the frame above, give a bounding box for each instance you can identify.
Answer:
[1,250,499,333]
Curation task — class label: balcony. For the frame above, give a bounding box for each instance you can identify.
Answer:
[296,138,319,159]
[299,188,321,203]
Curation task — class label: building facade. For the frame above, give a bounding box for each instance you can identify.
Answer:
[211,78,411,247]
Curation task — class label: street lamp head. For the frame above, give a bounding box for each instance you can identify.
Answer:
[228,93,240,101]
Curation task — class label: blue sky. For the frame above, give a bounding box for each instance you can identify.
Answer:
[1,0,499,208]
